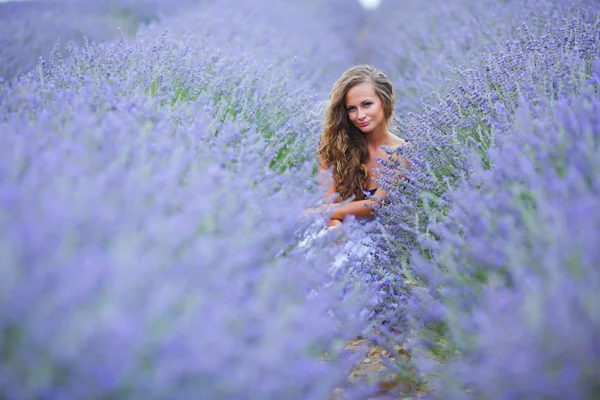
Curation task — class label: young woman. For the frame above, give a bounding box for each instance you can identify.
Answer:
[318,65,407,228]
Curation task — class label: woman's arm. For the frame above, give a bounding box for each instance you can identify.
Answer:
[329,200,377,220]
[329,187,386,221]
[317,157,388,222]
[316,157,395,223]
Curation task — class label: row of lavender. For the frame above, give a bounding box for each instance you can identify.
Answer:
[362,1,599,397]
[0,0,197,81]
[363,0,598,114]
[0,1,377,399]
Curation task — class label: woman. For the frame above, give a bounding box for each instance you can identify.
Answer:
[318,65,407,228]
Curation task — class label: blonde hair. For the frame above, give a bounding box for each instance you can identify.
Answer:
[318,65,395,202]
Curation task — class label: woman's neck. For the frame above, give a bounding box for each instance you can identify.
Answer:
[365,125,390,148]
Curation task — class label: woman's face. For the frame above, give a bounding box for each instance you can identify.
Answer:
[344,82,387,134]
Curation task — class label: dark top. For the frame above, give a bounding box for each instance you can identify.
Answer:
[364,187,377,197]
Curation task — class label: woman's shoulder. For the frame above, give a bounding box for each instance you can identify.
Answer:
[385,134,409,168]
[387,133,408,149]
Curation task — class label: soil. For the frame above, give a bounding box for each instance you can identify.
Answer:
[332,338,424,399]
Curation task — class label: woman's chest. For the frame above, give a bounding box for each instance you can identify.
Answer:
[365,149,390,178]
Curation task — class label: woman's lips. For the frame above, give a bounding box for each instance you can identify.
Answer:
[358,121,370,127]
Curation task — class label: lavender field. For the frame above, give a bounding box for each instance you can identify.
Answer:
[1,0,599,399]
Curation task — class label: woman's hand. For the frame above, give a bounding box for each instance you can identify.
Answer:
[305,199,378,222]
[303,205,342,230]
[327,218,343,229]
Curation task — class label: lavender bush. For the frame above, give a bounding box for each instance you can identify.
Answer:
[360,5,600,398]
[408,78,600,399]
[0,1,376,398]
[0,0,194,81]
[371,12,599,283]
[364,0,598,114]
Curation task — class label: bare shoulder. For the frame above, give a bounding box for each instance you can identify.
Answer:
[389,134,408,149]
[385,134,409,168]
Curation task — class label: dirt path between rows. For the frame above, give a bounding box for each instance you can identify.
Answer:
[331,338,426,399]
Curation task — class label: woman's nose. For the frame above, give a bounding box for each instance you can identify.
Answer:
[357,108,366,119]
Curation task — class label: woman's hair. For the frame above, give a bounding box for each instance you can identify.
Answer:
[318,65,395,202]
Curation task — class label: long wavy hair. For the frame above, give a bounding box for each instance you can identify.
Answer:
[318,65,395,202]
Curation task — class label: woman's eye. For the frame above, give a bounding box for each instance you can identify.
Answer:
[347,108,355,112]
[364,102,372,107]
